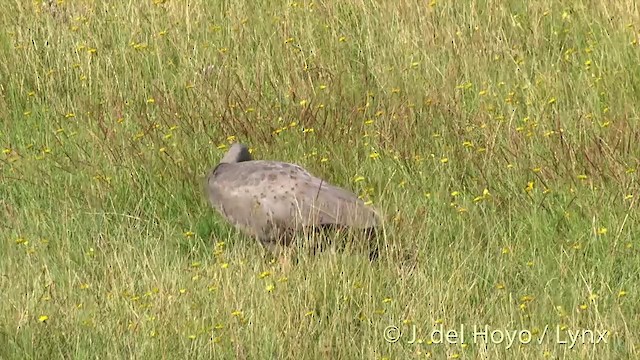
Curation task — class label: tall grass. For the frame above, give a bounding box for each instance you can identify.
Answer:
[1,0,639,358]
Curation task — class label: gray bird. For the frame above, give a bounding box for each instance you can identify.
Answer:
[205,143,382,258]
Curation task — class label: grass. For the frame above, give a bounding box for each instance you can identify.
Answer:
[1,0,639,358]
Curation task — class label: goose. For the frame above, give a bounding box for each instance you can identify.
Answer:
[205,143,382,258]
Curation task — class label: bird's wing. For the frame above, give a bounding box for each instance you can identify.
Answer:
[252,162,381,229]
[276,178,379,229]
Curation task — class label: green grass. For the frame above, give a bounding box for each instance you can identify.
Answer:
[1,0,639,358]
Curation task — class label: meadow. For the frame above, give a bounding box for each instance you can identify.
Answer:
[1,0,639,358]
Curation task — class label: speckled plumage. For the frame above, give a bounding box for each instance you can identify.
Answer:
[205,143,381,255]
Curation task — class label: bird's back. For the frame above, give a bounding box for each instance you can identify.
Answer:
[206,159,380,241]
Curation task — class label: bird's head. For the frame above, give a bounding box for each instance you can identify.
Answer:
[220,143,253,163]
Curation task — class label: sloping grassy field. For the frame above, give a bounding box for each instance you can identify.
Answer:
[1,1,639,359]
